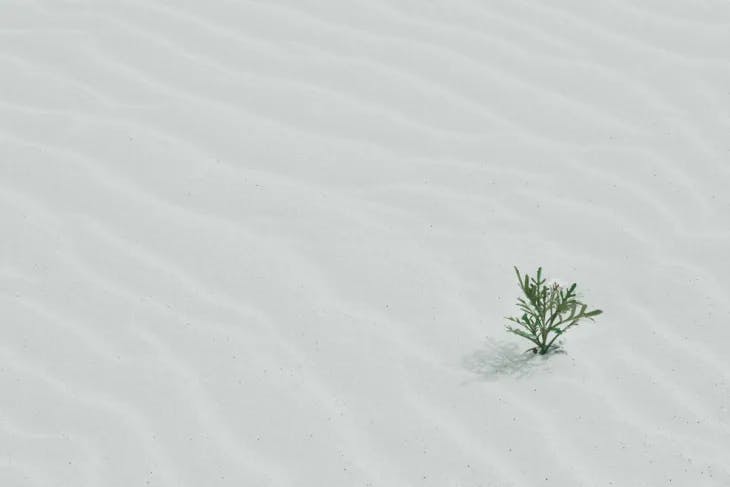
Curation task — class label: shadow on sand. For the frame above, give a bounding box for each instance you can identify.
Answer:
[462,338,565,381]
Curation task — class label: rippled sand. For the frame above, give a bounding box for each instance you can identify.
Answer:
[2,1,729,485]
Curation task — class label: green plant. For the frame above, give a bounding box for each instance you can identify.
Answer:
[506,266,602,355]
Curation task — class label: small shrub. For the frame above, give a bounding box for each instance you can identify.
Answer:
[506,266,602,355]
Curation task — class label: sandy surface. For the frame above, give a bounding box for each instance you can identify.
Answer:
[2,1,730,486]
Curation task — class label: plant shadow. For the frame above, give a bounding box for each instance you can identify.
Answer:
[461,338,565,382]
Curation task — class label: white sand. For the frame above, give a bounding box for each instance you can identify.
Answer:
[2,1,730,485]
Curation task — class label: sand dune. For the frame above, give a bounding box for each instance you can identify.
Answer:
[2,0,730,485]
